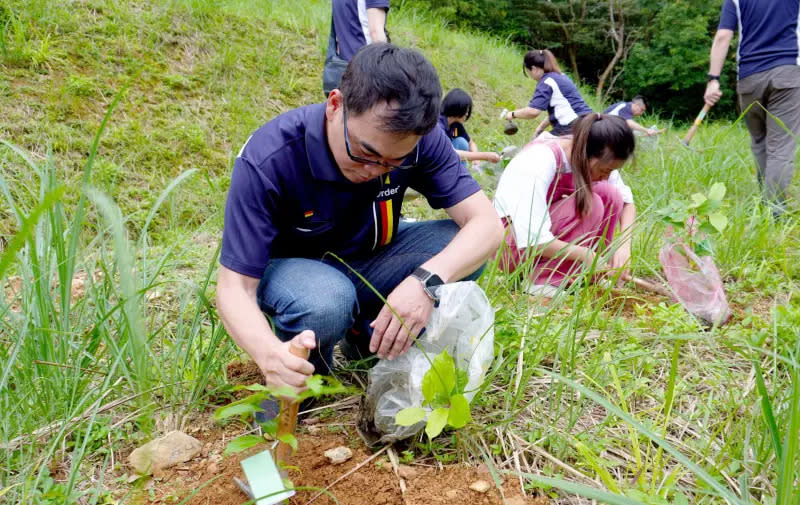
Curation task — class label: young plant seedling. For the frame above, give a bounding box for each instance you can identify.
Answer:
[656,181,728,258]
[394,350,473,439]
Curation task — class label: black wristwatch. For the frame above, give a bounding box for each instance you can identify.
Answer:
[411,267,444,301]
[706,73,720,82]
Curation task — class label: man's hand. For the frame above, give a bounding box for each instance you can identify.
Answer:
[485,152,501,163]
[369,276,434,360]
[505,111,514,121]
[704,80,722,106]
[256,330,316,391]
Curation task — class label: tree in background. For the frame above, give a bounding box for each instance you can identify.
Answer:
[410,0,734,120]
[621,0,737,118]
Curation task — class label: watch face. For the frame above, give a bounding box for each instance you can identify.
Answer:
[426,274,444,288]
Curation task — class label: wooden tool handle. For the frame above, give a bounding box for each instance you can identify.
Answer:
[681,103,712,145]
[275,341,311,464]
[621,273,672,298]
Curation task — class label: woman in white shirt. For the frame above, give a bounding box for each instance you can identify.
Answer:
[493,114,636,293]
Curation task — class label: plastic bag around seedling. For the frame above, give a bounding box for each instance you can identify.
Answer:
[358,281,495,445]
[659,240,730,326]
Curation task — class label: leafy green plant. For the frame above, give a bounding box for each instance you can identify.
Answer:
[656,182,728,257]
[394,350,473,439]
[214,375,352,455]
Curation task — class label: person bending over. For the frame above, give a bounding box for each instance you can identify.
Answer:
[504,49,593,138]
[217,43,503,421]
[604,96,665,136]
[494,114,636,295]
[439,88,501,170]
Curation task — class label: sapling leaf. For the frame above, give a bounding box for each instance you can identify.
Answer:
[231,384,270,392]
[214,393,267,420]
[422,350,456,406]
[277,433,298,452]
[447,394,471,428]
[455,368,469,394]
[708,182,726,201]
[425,408,449,439]
[694,239,713,256]
[214,402,260,420]
[688,193,706,209]
[709,212,728,233]
[306,375,324,395]
[395,407,427,426]
[224,435,264,455]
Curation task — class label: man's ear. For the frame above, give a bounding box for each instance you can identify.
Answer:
[325,89,344,120]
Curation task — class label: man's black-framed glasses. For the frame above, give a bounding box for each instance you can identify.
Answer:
[342,108,419,170]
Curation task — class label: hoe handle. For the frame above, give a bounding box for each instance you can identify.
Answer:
[275,342,311,464]
[681,103,712,145]
[621,273,673,298]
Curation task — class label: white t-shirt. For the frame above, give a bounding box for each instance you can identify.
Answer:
[493,143,633,249]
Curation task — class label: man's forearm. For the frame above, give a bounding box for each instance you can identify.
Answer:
[513,107,541,120]
[367,8,387,43]
[626,119,650,134]
[217,271,280,363]
[709,29,733,75]
[424,194,503,282]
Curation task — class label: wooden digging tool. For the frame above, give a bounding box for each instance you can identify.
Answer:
[620,273,672,298]
[275,342,310,465]
[681,103,712,146]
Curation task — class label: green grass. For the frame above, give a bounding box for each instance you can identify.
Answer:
[1,0,799,504]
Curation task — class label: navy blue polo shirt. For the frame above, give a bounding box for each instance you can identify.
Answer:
[332,0,390,61]
[438,115,471,143]
[529,72,594,129]
[604,102,634,120]
[221,103,480,279]
[719,0,800,79]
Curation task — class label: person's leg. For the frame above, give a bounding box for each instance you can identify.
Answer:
[327,219,481,355]
[451,136,469,169]
[762,67,800,215]
[530,182,623,287]
[257,258,358,375]
[737,73,768,192]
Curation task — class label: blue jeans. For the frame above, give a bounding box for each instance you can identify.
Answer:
[451,137,469,169]
[256,219,484,374]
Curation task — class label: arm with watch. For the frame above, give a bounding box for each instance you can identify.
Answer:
[704,28,733,106]
[505,107,543,121]
[368,191,504,361]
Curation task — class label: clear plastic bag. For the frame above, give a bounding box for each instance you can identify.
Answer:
[659,241,730,326]
[360,281,495,444]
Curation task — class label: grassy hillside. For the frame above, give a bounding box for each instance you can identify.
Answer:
[1,1,799,504]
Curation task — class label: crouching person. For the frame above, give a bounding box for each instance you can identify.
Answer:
[493,114,636,295]
[216,43,504,420]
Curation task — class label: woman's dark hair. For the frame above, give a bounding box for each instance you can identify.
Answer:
[340,43,442,136]
[570,114,635,215]
[522,49,561,75]
[441,88,473,120]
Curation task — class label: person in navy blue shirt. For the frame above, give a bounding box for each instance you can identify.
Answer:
[704,0,800,216]
[604,96,664,136]
[323,0,389,95]
[439,88,501,170]
[505,49,594,137]
[218,44,503,403]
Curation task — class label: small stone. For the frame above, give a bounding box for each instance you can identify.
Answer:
[445,489,459,499]
[128,431,202,475]
[469,480,491,493]
[397,465,417,480]
[206,462,219,474]
[324,446,353,465]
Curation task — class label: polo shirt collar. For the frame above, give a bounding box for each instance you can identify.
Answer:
[305,103,349,183]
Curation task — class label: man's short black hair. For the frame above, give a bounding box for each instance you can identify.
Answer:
[339,43,442,136]
[441,88,472,121]
[632,95,647,108]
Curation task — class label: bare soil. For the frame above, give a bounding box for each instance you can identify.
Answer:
[143,429,549,505]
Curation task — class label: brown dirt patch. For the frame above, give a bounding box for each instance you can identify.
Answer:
[150,430,549,505]
[225,359,264,386]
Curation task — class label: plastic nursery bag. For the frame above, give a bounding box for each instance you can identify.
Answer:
[659,241,730,326]
[360,281,494,444]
